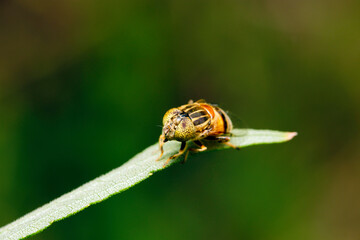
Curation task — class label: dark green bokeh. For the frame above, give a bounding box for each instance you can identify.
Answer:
[1,0,359,239]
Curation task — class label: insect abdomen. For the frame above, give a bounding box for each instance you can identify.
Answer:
[214,106,233,134]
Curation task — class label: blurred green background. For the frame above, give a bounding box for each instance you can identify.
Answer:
[1,0,360,239]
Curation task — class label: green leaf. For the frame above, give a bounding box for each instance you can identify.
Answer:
[0,128,296,240]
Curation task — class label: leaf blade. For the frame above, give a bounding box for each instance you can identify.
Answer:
[0,128,296,240]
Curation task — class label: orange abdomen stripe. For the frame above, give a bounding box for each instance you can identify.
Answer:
[200,104,215,119]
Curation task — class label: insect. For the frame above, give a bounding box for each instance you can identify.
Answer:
[157,99,239,167]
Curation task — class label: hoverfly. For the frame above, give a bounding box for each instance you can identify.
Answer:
[157,99,238,167]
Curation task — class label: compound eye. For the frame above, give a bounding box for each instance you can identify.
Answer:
[174,118,196,141]
[162,108,181,125]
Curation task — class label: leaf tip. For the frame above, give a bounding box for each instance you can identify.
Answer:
[285,131,297,141]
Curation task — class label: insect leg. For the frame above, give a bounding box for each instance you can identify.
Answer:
[182,140,207,164]
[163,141,187,167]
[156,134,166,161]
[206,135,240,150]
[189,140,207,152]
